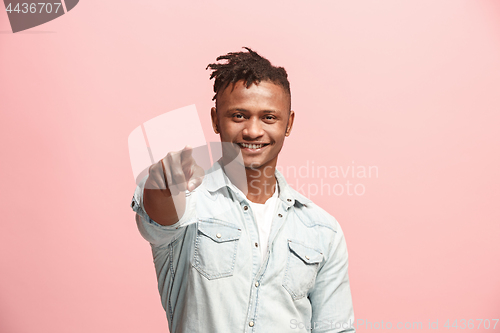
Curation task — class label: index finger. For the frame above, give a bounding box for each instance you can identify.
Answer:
[180,145,193,163]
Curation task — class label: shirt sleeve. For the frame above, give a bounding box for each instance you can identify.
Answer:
[307,221,355,333]
[130,174,197,246]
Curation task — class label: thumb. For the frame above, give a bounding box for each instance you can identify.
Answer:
[187,165,205,192]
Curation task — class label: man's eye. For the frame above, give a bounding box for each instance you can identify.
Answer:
[233,114,244,119]
[264,115,276,121]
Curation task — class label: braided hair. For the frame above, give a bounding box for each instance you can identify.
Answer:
[206,47,291,109]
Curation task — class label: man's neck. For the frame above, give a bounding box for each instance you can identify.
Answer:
[220,159,277,204]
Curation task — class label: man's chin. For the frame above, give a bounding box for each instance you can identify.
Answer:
[243,158,272,170]
[223,155,262,169]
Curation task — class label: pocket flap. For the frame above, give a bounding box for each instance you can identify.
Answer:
[288,240,323,264]
[197,219,242,243]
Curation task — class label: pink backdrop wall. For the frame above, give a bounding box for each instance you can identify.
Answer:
[1,0,499,332]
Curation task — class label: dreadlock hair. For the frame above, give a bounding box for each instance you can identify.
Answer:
[206,47,291,109]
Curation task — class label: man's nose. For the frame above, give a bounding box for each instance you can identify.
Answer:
[242,118,264,139]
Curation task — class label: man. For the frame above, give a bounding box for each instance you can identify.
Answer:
[131,47,355,332]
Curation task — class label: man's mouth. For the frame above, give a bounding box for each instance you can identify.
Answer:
[238,143,270,150]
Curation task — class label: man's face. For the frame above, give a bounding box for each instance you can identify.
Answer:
[211,80,294,170]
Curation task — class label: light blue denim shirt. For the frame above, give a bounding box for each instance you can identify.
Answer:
[131,161,355,333]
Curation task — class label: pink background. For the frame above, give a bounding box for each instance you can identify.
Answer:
[1,0,499,332]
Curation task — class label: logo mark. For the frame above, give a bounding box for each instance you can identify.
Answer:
[3,0,78,33]
[128,104,244,186]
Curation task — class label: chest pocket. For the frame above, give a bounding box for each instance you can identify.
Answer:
[282,239,324,300]
[193,219,242,280]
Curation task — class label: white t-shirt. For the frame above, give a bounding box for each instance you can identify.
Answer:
[247,186,279,260]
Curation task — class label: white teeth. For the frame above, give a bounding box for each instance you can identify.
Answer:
[241,143,265,149]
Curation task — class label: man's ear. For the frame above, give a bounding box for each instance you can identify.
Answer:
[211,107,219,134]
[285,110,295,137]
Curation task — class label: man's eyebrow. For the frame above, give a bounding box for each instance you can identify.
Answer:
[225,108,278,113]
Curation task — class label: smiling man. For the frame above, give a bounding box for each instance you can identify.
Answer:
[130,47,355,333]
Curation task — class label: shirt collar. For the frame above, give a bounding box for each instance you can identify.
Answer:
[204,161,312,207]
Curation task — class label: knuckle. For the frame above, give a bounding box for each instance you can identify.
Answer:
[172,171,184,179]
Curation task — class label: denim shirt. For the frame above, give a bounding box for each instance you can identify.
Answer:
[130,162,355,333]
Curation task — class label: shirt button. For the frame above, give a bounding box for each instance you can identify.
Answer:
[216,233,222,238]
[249,321,254,327]
[287,198,292,202]
[278,213,282,217]
[255,281,259,287]
[305,255,310,260]
[255,242,258,247]
[244,206,249,211]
